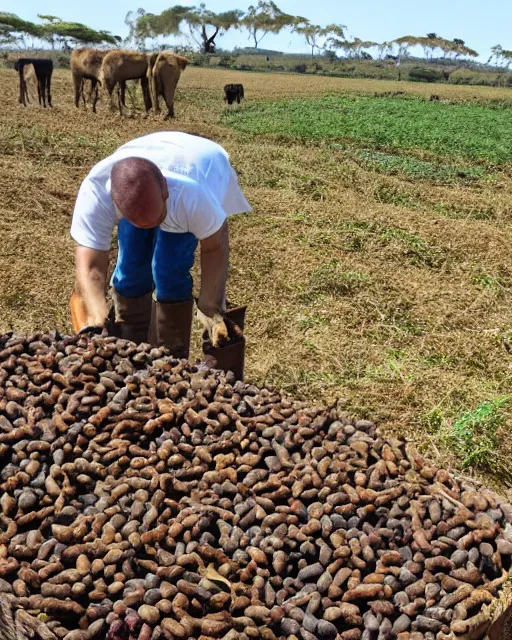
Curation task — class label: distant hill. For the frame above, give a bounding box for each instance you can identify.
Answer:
[231,47,284,56]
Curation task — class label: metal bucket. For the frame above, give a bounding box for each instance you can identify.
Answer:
[202,304,247,380]
[489,604,512,639]
[225,304,247,331]
[206,335,245,380]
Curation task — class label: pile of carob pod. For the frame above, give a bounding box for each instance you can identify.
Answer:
[0,330,511,640]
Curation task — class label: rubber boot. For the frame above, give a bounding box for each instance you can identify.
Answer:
[112,290,152,344]
[150,299,194,359]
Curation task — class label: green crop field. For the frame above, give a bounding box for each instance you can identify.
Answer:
[223,94,512,163]
[2,66,512,486]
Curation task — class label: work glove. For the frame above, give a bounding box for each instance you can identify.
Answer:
[196,308,230,348]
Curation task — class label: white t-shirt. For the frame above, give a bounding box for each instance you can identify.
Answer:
[70,132,252,251]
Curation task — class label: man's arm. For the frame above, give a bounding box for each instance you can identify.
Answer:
[74,245,110,327]
[197,220,229,318]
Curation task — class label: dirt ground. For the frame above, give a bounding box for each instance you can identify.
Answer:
[2,66,512,482]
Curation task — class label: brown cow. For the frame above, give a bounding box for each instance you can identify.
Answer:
[71,48,108,113]
[99,50,157,115]
[148,52,189,119]
[20,63,36,105]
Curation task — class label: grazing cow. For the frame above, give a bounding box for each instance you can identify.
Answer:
[224,83,244,105]
[71,48,119,113]
[15,58,52,108]
[19,64,35,105]
[99,50,158,115]
[148,52,189,119]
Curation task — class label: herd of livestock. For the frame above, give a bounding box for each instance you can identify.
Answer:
[14,48,246,117]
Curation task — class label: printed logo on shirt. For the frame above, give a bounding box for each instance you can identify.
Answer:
[171,164,196,179]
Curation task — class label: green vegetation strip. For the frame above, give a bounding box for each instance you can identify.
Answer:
[427,397,512,478]
[359,151,484,181]
[223,95,512,164]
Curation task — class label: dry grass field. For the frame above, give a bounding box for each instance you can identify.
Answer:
[2,66,512,484]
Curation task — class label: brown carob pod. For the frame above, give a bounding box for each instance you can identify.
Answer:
[0,331,510,639]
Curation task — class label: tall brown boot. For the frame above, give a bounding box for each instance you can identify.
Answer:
[112,291,152,344]
[150,299,194,359]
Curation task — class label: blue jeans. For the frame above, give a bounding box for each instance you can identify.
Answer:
[111,219,198,302]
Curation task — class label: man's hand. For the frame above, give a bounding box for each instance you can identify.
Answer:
[196,308,229,348]
[74,245,110,329]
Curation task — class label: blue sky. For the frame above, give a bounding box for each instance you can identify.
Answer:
[4,0,507,61]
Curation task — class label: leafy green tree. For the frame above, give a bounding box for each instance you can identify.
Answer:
[392,35,417,59]
[446,39,478,59]
[0,21,18,47]
[417,35,478,60]
[488,44,512,68]
[294,19,345,58]
[185,4,244,53]
[426,36,441,58]
[504,51,512,68]
[488,44,503,65]
[376,41,393,59]
[407,34,442,59]
[38,14,61,48]
[125,8,152,49]
[45,21,118,47]
[0,12,42,48]
[242,1,294,48]
[132,4,243,53]
[38,15,61,24]
[0,21,21,48]
[393,34,477,61]
[327,36,375,59]
[0,12,119,49]
[295,22,322,57]
[324,48,337,63]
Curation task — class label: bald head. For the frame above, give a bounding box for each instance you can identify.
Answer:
[111,157,168,228]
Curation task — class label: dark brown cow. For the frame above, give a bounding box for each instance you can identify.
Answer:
[15,58,52,107]
[224,83,244,105]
